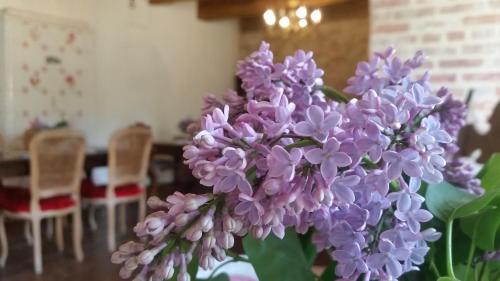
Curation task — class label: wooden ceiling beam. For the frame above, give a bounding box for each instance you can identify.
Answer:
[198,0,351,20]
[149,0,191,4]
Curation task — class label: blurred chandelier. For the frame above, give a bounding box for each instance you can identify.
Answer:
[262,2,322,31]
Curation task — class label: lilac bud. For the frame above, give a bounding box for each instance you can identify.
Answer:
[194,130,215,147]
[119,266,133,279]
[323,189,333,206]
[203,234,216,250]
[313,187,324,202]
[144,217,165,236]
[421,228,441,242]
[124,256,139,271]
[250,226,264,239]
[233,219,243,233]
[213,246,227,261]
[119,241,145,254]
[132,272,147,281]
[222,215,236,232]
[217,232,234,249]
[199,215,214,232]
[199,254,215,270]
[184,195,210,212]
[156,258,175,280]
[111,251,129,264]
[175,213,190,227]
[184,226,203,242]
[147,196,168,209]
[177,272,190,281]
[137,243,166,265]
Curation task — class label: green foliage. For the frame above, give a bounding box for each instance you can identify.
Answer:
[242,229,316,281]
[425,153,500,281]
[425,181,476,222]
[298,230,317,267]
[460,206,500,250]
[476,153,500,190]
[319,262,336,281]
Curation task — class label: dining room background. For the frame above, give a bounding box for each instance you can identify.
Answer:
[2,0,500,149]
[0,0,239,149]
[0,1,499,281]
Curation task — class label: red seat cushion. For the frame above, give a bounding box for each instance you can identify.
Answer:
[81,179,143,199]
[0,187,75,213]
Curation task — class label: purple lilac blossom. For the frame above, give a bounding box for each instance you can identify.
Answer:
[112,43,473,281]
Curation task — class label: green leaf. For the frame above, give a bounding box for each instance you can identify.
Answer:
[453,189,500,218]
[426,181,476,222]
[477,153,500,191]
[460,205,500,250]
[242,229,315,281]
[319,262,336,281]
[298,230,317,267]
[188,256,199,280]
[436,277,459,281]
[318,85,349,103]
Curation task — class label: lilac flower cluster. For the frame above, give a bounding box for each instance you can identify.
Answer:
[113,43,468,281]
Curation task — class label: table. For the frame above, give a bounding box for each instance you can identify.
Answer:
[152,141,200,194]
[0,142,198,194]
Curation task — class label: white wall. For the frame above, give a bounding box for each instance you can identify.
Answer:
[0,0,239,146]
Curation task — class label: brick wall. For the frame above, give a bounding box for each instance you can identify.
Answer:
[370,0,500,133]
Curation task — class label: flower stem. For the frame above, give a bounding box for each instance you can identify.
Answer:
[318,85,349,103]
[285,139,319,150]
[464,221,478,281]
[446,219,457,279]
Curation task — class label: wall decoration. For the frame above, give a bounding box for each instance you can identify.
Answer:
[0,8,95,151]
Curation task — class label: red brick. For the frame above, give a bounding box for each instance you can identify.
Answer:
[463,73,500,81]
[463,43,500,54]
[462,45,483,54]
[440,4,474,14]
[399,35,417,43]
[464,14,500,25]
[422,61,434,69]
[440,59,482,68]
[422,34,440,43]
[447,31,465,41]
[470,29,496,40]
[372,0,410,8]
[431,74,456,83]
[373,24,409,33]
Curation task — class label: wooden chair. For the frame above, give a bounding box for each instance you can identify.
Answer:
[81,126,152,252]
[0,129,85,274]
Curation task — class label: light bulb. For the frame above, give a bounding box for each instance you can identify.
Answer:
[298,19,308,28]
[296,6,307,19]
[278,16,290,28]
[263,9,276,26]
[310,9,322,24]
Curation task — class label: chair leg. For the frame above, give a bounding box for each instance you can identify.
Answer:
[0,213,8,267]
[55,217,64,252]
[138,193,146,222]
[24,221,33,245]
[88,205,98,232]
[45,218,53,241]
[32,218,43,274]
[118,204,126,235]
[72,209,84,262]
[107,203,116,252]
